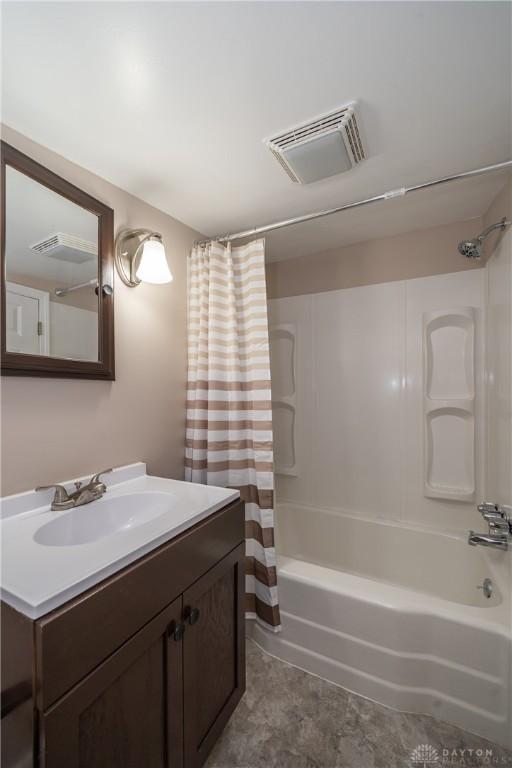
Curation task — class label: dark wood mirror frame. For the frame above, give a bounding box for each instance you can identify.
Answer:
[1,141,115,380]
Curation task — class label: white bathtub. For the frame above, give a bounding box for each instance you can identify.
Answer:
[250,503,512,748]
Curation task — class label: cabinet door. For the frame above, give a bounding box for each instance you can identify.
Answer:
[183,543,245,768]
[41,597,183,768]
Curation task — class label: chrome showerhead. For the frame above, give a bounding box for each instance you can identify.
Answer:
[458,217,510,260]
[458,239,482,259]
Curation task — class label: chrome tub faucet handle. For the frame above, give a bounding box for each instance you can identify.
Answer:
[478,502,502,516]
[478,502,509,528]
[469,502,512,550]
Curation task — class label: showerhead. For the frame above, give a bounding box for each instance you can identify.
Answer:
[458,239,482,259]
[458,217,510,260]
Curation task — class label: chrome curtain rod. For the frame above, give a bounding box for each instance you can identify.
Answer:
[195,159,512,246]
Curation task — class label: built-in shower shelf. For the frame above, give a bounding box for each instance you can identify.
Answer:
[424,399,475,414]
[270,323,298,476]
[423,307,475,502]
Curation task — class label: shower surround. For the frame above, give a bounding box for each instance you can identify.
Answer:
[257,218,512,747]
[269,269,487,533]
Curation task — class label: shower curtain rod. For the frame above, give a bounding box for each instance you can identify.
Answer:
[54,278,98,297]
[195,159,512,246]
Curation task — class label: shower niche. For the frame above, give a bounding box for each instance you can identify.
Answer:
[423,307,475,502]
[269,323,297,476]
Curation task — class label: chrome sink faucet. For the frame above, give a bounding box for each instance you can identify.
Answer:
[468,503,512,551]
[36,469,112,511]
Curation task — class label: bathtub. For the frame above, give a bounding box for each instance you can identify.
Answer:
[250,502,512,749]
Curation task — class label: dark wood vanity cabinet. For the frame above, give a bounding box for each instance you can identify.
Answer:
[1,499,246,768]
[183,544,245,768]
[42,596,184,768]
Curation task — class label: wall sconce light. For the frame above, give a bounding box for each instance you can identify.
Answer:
[115,228,173,287]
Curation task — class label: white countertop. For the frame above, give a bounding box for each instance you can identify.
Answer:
[0,463,239,619]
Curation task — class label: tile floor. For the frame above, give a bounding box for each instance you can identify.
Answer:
[205,640,512,768]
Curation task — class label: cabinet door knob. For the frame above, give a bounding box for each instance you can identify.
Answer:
[167,621,185,642]
[184,606,200,625]
[190,607,200,625]
[166,621,175,638]
[174,622,185,642]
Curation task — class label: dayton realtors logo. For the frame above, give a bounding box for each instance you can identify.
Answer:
[410,744,439,766]
[409,743,507,766]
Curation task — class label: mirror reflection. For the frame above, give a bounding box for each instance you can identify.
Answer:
[5,166,100,362]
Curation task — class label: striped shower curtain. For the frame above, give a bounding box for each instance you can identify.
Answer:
[185,239,280,632]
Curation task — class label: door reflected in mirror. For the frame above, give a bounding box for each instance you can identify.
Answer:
[5,166,100,362]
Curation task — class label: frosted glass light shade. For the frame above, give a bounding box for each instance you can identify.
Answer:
[282,130,352,183]
[136,239,173,284]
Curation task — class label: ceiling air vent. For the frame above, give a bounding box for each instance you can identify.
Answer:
[265,102,366,184]
[30,233,97,264]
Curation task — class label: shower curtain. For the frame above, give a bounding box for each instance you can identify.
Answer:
[185,239,280,632]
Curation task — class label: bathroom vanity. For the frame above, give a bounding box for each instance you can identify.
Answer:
[1,464,245,768]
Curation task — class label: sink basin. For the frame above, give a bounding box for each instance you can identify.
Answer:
[34,492,175,546]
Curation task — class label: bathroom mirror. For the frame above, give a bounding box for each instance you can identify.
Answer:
[1,142,115,379]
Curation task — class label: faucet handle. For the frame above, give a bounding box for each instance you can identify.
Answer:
[89,468,113,485]
[36,484,70,503]
[478,502,504,517]
[482,511,506,523]
[488,518,511,533]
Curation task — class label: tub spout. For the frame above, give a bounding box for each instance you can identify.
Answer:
[468,531,509,551]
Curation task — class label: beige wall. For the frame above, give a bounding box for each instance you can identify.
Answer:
[1,126,200,495]
[266,217,486,300]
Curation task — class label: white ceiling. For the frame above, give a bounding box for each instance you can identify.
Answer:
[2,2,511,261]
